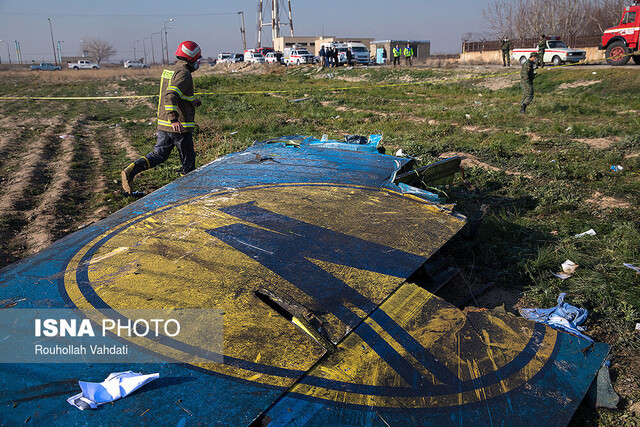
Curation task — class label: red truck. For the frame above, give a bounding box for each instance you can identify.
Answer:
[600,0,640,65]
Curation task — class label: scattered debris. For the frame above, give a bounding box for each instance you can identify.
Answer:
[575,229,596,238]
[290,97,311,103]
[610,165,624,172]
[59,135,75,139]
[464,114,471,119]
[67,371,159,410]
[552,272,572,280]
[474,101,482,106]
[562,260,579,275]
[624,263,640,274]
[229,131,238,135]
[519,293,593,342]
[586,360,620,409]
[635,323,640,331]
[395,149,404,157]
[565,126,572,132]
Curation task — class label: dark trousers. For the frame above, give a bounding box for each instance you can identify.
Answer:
[146,130,196,175]
[393,56,400,66]
[521,81,534,107]
[502,50,510,66]
[405,56,412,66]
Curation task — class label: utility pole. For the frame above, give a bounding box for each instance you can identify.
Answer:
[57,41,64,63]
[48,18,58,65]
[0,40,11,68]
[163,18,173,65]
[257,0,294,48]
[133,39,140,61]
[257,0,263,48]
[151,32,161,65]
[238,12,247,51]
[143,37,152,64]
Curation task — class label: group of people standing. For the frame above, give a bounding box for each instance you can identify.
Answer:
[392,43,414,66]
[319,45,353,67]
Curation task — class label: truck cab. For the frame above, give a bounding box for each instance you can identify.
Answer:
[600,0,640,65]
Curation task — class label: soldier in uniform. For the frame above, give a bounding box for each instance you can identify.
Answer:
[520,52,538,114]
[537,34,546,68]
[501,36,511,66]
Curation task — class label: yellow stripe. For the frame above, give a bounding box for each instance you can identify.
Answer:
[0,51,632,101]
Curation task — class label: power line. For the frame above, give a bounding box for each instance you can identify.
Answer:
[1,12,237,18]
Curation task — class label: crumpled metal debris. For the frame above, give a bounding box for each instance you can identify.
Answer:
[67,371,159,410]
[519,293,592,342]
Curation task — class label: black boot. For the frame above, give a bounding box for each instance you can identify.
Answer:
[121,157,150,193]
[520,105,527,114]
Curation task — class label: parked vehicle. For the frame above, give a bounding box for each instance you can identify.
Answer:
[244,50,266,63]
[217,53,233,63]
[29,62,61,71]
[255,47,274,56]
[229,53,244,63]
[512,37,586,66]
[345,42,371,64]
[284,48,315,65]
[600,0,640,65]
[265,52,283,64]
[68,60,100,70]
[124,60,149,69]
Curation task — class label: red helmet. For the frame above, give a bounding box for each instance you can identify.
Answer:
[175,41,202,62]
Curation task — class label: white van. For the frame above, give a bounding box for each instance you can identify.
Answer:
[345,42,371,64]
[244,51,266,63]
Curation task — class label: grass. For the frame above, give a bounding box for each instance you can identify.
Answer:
[0,63,639,424]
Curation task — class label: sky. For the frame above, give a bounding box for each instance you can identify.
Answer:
[0,0,492,64]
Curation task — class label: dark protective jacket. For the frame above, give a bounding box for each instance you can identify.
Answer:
[157,60,196,133]
[537,39,547,51]
[501,39,511,51]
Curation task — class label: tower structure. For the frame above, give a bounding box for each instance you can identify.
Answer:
[257,0,294,48]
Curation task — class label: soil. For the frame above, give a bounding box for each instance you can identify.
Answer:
[557,80,602,90]
[439,151,533,178]
[586,191,632,209]
[574,137,619,149]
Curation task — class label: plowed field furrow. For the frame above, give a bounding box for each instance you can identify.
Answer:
[18,117,87,254]
[113,124,141,161]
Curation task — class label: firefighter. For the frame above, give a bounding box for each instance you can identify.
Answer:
[501,36,511,66]
[121,41,202,194]
[537,34,546,68]
[520,52,537,114]
[404,43,414,66]
[393,44,401,67]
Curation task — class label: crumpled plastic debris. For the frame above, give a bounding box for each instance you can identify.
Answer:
[624,263,640,274]
[67,371,159,410]
[552,272,572,280]
[575,229,596,237]
[610,165,624,172]
[562,259,578,274]
[59,135,75,139]
[519,293,593,342]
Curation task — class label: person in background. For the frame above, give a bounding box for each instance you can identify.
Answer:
[501,36,511,66]
[520,52,538,114]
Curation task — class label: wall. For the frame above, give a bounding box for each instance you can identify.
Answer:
[460,46,603,64]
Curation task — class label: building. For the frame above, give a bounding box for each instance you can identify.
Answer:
[274,36,375,56]
[370,40,431,64]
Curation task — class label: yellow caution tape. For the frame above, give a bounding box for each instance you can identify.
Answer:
[0,51,634,101]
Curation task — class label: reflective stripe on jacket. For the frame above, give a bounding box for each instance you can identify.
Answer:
[157,61,196,133]
[393,47,401,57]
[404,47,413,57]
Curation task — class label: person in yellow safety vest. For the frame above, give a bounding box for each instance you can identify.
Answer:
[393,44,401,67]
[121,41,202,194]
[404,43,414,66]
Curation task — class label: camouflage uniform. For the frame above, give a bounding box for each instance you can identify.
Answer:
[537,37,546,68]
[520,57,535,113]
[501,38,511,66]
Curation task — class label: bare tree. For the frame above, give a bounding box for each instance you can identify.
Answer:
[80,39,116,64]
[483,0,624,39]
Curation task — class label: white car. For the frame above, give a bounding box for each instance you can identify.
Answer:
[265,52,283,64]
[124,60,149,69]
[244,51,266,63]
[285,49,315,65]
[217,53,232,63]
[512,38,586,66]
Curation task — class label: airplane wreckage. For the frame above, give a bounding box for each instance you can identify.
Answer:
[0,135,608,425]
